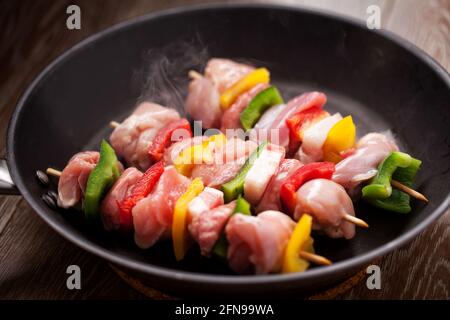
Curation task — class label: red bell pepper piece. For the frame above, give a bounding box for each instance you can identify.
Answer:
[118,161,165,231]
[340,148,356,159]
[286,106,329,155]
[148,118,192,162]
[280,162,335,214]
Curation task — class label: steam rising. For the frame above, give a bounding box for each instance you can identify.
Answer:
[136,40,210,115]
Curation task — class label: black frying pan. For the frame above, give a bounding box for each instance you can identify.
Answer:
[1,3,450,297]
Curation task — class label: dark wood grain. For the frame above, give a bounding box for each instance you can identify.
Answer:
[0,0,449,299]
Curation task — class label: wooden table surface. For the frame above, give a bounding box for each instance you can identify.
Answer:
[0,0,449,300]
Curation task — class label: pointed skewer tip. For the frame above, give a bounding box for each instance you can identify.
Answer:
[343,214,369,228]
[46,168,62,178]
[188,70,202,80]
[391,180,428,203]
[110,121,120,129]
[299,251,332,266]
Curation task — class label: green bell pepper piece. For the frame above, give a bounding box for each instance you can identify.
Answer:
[240,86,284,131]
[233,194,252,215]
[84,140,121,221]
[213,195,252,259]
[363,152,422,213]
[221,141,268,203]
[362,152,412,199]
[212,234,228,259]
[367,189,411,214]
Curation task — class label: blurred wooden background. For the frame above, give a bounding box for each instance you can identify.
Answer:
[0,0,449,299]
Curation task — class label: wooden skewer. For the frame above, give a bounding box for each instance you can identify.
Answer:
[299,251,332,266]
[188,70,202,80]
[391,179,428,203]
[46,168,62,177]
[110,121,120,129]
[343,214,369,228]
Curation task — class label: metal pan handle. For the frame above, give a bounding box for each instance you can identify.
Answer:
[0,159,20,195]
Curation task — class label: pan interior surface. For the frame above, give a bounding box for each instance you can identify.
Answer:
[7,5,450,293]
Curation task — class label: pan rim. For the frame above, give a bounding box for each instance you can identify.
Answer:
[6,2,450,287]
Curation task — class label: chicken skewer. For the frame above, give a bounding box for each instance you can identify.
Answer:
[47,136,400,234]
[186,62,426,203]
[47,142,325,262]
[46,141,333,268]
[47,163,366,241]
[46,137,424,222]
[109,119,425,205]
[45,165,331,268]
[108,65,426,204]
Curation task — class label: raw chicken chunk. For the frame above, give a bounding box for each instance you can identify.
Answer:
[333,132,399,190]
[132,166,191,249]
[163,136,208,165]
[110,102,180,170]
[191,138,257,187]
[101,167,143,231]
[204,58,254,94]
[256,159,302,213]
[252,92,327,148]
[189,201,235,256]
[296,113,342,163]
[294,179,356,239]
[187,187,224,221]
[243,143,285,205]
[57,151,100,208]
[185,76,221,129]
[185,58,254,129]
[226,210,295,274]
[220,83,269,131]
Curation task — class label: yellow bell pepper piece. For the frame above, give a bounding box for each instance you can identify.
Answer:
[322,115,356,163]
[220,68,270,109]
[172,177,204,261]
[174,140,212,176]
[206,133,227,155]
[282,214,315,273]
[208,133,227,146]
[174,134,226,176]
